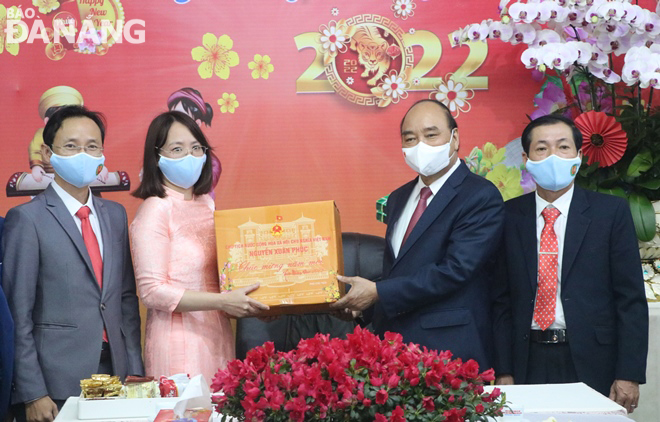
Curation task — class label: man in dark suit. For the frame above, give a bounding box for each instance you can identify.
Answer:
[0,216,15,421]
[2,106,144,422]
[332,99,504,370]
[492,115,648,414]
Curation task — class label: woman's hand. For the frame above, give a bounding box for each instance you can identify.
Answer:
[219,283,270,318]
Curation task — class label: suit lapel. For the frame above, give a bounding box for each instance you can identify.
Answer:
[516,193,539,292]
[44,185,99,292]
[93,195,113,298]
[561,187,590,287]
[393,162,468,266]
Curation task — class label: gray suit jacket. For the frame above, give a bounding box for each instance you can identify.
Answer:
[1,185,144,403]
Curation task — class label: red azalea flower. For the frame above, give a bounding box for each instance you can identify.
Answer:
[475,403,485,413]
[574,111,627,167]
[375,414,388,422]
[390,405,405,422]
[422,396,435,411]
[376,389,389,405]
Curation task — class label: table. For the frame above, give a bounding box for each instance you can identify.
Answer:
[485,383,628,417]
[54,397,234,422]
[630,301,660,422]
[57,383,623,421]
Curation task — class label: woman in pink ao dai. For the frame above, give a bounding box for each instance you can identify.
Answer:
[130,111,269,382]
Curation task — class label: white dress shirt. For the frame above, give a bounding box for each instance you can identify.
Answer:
[531,184,574,330]
[51,180,104,257]
[391,159,461,258]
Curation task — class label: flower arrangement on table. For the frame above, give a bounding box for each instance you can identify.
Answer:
[211,326,505,421]
[455,0,660,242]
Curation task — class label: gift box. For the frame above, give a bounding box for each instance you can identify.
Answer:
[214,200,344,315]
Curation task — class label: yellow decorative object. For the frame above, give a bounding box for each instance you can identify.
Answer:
[218,93,239,114]
[485,165,523,201]
[0,5,23,56]
[191,33,239,80]
[33,0,60,14]
[38,86,84,119]
[248,54,274,79]
[481,142,506,169]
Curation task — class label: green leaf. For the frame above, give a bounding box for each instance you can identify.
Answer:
[627,149,653,177]
[628,192,656,242]
[597,186,627,200]
[636,179,660,190]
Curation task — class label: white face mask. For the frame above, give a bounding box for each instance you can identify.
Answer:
[402,129,456,177]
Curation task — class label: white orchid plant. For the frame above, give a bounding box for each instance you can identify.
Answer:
[455,0,660,242]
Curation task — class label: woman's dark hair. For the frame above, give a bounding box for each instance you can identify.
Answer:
[43,105,106,147]
[521,114,583,155]
[132,111,214,199]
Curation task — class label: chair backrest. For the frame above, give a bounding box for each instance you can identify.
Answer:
[235,232,386,359]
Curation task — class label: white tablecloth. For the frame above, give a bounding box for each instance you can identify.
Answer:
[486,382,628,417]
[56,383,624,421]
[630,301,660,422]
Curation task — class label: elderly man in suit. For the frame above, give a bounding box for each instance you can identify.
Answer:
[0,216,14,421]
[332,99,504,371]
[492,114,648,414]
[2,106,144,422]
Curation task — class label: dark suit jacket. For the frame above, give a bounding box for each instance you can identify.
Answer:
[0,217,14,419]
[493,187,648,395]
[372,161,504,371]
[2,185,144,403]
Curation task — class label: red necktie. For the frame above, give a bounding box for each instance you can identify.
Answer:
[401,187,432,248]
[76,206,107,342]
[533,207,561,331]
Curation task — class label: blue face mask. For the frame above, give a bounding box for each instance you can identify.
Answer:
[158,154,207,189]
[49,152,105,188]
[525,154,581,192]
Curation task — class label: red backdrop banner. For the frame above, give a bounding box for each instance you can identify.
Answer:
[0,0,540,235]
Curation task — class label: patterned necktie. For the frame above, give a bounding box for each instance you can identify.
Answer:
[76,206,107,342]
[533,206,561,331]
[401,187,432,248]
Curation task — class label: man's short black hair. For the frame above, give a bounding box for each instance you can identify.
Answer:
[42,105,106,148]
[521,114,583,155]
[400,99,458,133]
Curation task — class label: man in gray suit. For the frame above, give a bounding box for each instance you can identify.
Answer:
[2,106,144,422]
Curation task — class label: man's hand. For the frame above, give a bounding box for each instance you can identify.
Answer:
[495,375,514,385]
[26,396,58,422]
[330,275,378,312]
[609,379,639,413]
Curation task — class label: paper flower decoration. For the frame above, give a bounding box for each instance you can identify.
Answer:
[574,111,627,167]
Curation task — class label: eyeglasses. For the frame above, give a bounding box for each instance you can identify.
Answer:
[157,145,208,159]
[52,144,104,157]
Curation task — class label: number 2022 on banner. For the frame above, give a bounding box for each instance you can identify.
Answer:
[294,17,488,100]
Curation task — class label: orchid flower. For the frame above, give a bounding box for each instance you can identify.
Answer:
[489,20,515,41]
[511,22,537,44]
[533,28,562,47]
